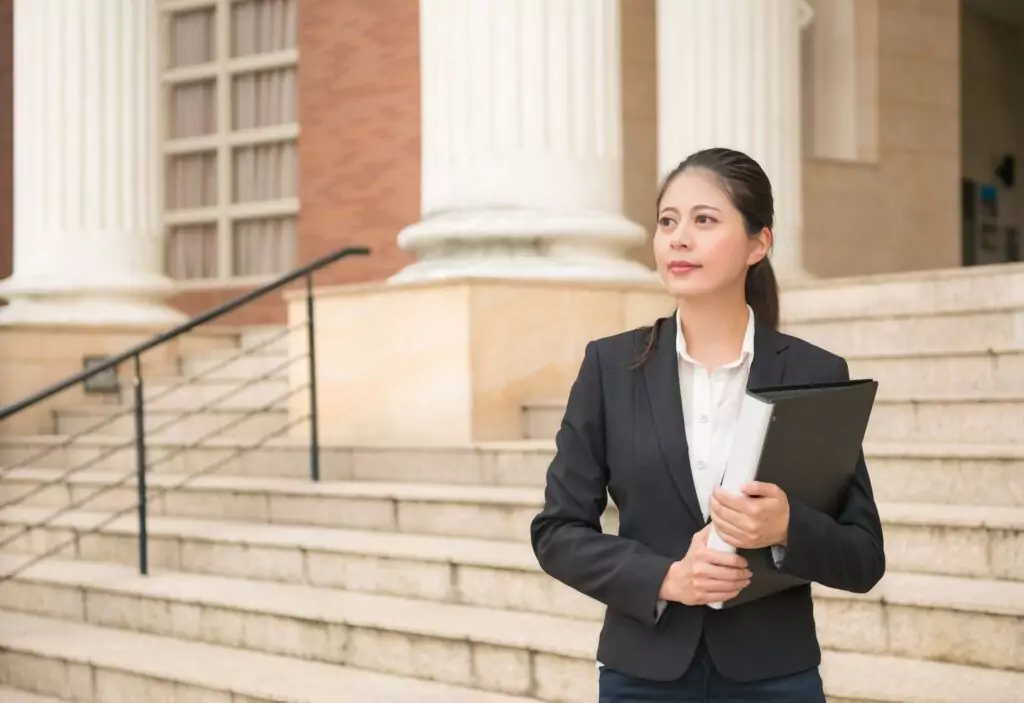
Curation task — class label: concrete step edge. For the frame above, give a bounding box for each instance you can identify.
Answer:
[55,407,290,418]
[0,610,541,703]
[0,685,72,703]
[3,436,1020,460]
[0,560,1021,702]
[4,472,1023,530]
[1,512,1021,616]
[819,649,1024,703]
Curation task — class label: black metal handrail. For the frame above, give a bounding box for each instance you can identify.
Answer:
[0,245,367,421]
[0,244,369,580]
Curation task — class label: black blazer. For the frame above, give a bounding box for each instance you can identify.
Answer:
[530,315,885,683]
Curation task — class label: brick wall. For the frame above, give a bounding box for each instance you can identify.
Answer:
[297,0,419,286]
[170,288,290,327]
[173,0,422,325]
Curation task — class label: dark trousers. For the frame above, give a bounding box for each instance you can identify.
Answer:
[598,638,825,703]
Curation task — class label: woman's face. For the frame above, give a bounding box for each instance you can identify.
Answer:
[653,168,769,301]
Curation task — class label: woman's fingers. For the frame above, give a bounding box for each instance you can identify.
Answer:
[693,561,751,583]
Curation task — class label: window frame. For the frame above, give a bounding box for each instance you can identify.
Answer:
[158,0,300,284]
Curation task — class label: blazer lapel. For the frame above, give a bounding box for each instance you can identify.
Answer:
[747,321,789,391]
[642,317,704,525]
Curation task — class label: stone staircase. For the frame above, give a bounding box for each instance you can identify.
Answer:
[0,265,1022,703]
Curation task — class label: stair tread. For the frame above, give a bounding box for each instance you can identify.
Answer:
[0,685,72,703]
[819,650,1024,703]
[56,406,288,417]
[0,576,1021,703]
[815,570,1024,617]
[879,501,1024,529]
[1,558,599,659]
[1,511,1021,616]
[182,347,288,363]
[5,469,1024,527]
[848,347,1024,360]
[526,389,1024,406]
[2,469,543,504]
[3,435,1022,459]
[0,505,538,569]
[0,610,541,703]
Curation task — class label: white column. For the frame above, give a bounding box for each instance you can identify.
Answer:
[656,0,812,281]
[391,0,652,283]
[0,0,184,325]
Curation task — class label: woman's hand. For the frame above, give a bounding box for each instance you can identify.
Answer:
[659,525,752,606]
[710,481,790,550]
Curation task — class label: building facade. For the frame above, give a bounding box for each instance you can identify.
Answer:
[0,0,1020,326]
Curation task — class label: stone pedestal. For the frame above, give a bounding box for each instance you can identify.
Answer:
[287,279,673,446]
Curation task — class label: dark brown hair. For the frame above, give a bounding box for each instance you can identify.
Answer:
[634,147,780,367]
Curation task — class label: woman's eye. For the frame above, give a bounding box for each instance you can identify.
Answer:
[695,214,716,225]
[658,217,675,228]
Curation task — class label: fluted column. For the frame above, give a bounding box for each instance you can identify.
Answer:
[392,0,652,282]
[656,0,811,281]
[0,0,184,325]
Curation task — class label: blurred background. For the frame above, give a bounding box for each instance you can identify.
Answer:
[0,1,1020,702]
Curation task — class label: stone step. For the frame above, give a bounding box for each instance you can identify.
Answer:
[0,562,1021,702]
[1,438,1021,506]
[866,393,1024,445]
[0,685,71,703]
[0,508,601,620]
[0,611,541,703]
[1,521,1022,673]
[781,262,1024,322]
[812,571,1024,672]
[239,326,290,353]
[53,407,292,442]
[781,308,1024,357]
[180,349,292,380]
[523,394,1024,445]
[140,376,291,411]
[848,349,1024,396]
[1,468,1021,582]
[0,436,556,487]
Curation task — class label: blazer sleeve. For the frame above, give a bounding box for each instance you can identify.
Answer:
[530,341,674,626]
[776,357,886,593]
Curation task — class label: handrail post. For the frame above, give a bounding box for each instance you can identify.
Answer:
[306,273,320,482]
[132,354,149,576]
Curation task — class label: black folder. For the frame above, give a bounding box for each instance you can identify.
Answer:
[712,378,879,609]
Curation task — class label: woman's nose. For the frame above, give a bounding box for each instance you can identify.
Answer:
[669,229,690,249]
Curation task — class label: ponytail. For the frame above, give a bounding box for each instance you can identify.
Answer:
[745,258,779,330]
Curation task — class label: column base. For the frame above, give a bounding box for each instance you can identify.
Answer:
[391,210,656,283]
[285,277,673,446]
[0,275,187,326]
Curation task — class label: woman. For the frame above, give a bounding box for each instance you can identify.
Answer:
[530,148,885,702]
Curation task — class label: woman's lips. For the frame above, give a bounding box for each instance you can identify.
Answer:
[668,261,701,274]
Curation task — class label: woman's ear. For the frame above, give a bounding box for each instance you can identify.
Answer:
[747,226,773,266]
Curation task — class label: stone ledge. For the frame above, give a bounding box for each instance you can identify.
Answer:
[0,611,541,703]
[0,563,1022,699]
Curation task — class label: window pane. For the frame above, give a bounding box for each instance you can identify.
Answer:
[232,0,298,57]
[168,7,216,69]
[232,217,296,276]
[232,68,297,130]
[167,224,218,280]
[233,142,297,203]
[170,80,217,138]
[167,152,218,210]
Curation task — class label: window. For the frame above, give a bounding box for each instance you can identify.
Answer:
[801,0,879,163]
[159,0,299,283]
